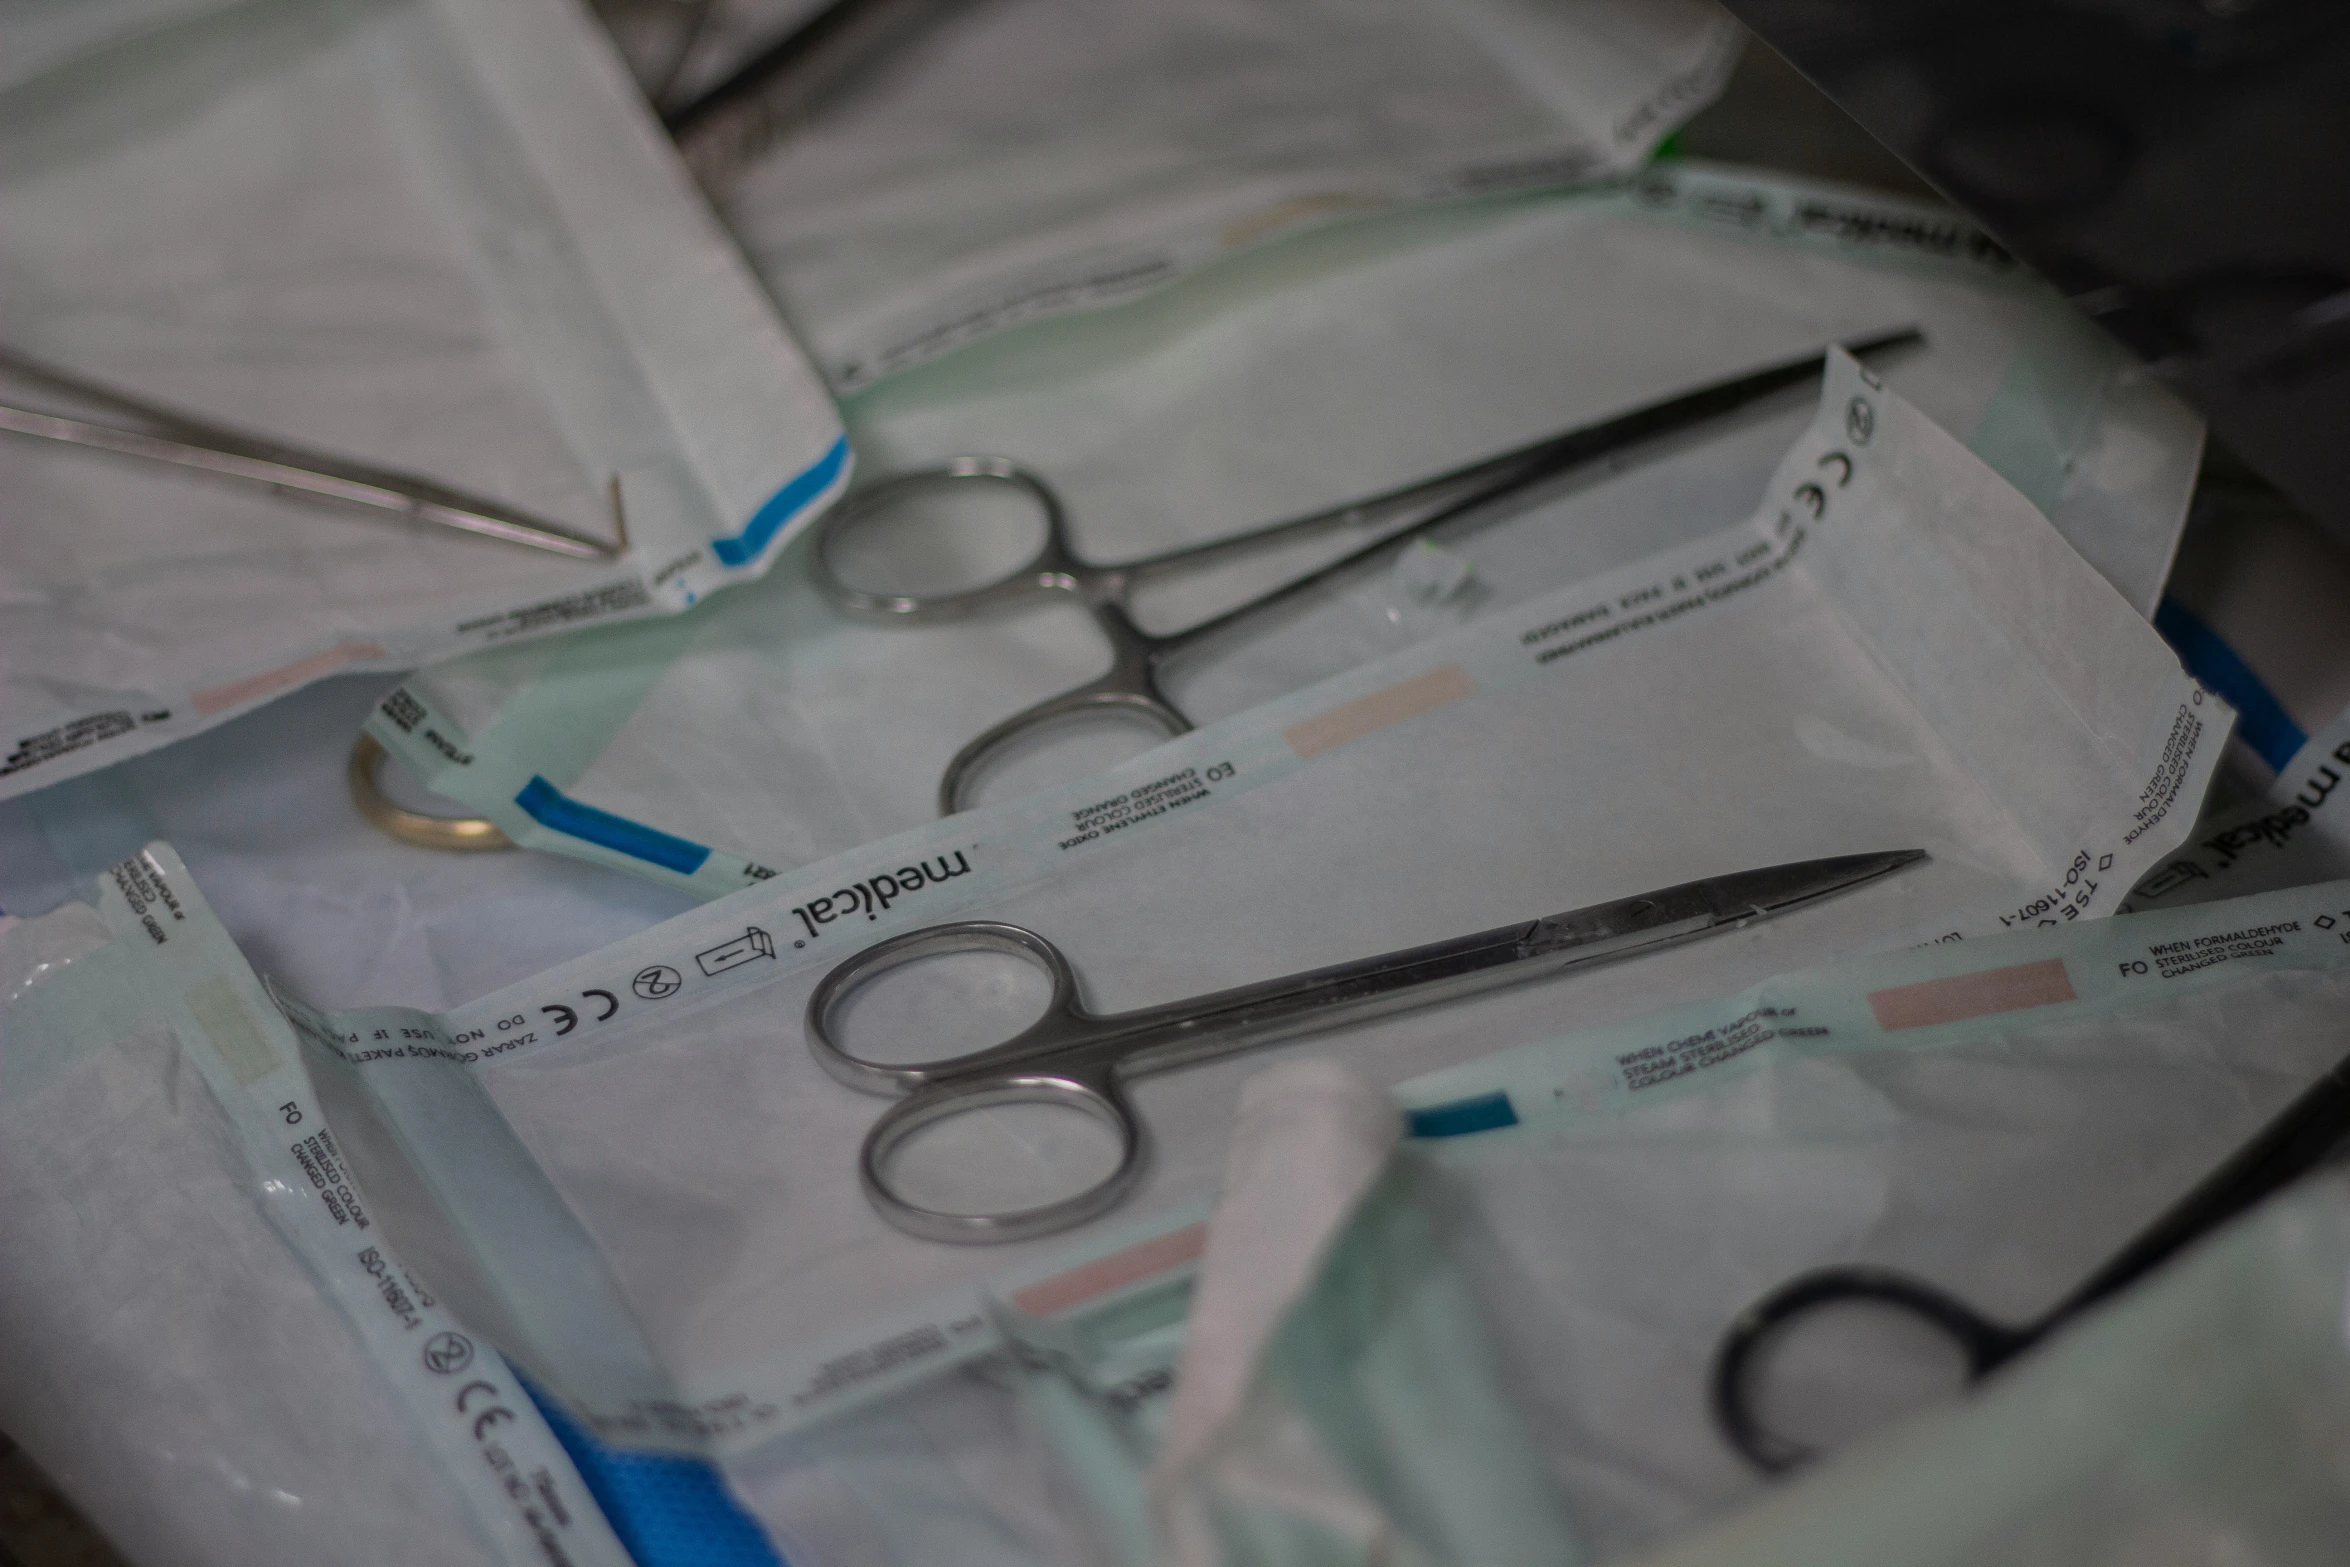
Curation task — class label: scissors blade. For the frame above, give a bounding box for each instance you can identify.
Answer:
[1524,849,1930,961]
[1094,849,1928,1079]
[0,345,623,561]
[1157,328,1924,649]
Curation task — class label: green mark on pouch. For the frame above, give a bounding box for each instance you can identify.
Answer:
[186,976,277,1086]
[1968,292,2122,517]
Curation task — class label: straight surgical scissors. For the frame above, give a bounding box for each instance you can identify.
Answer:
[0,344,624,561]
[813,329,1918,814]
[806,849,1926,1244]
[1711,1040,2350,1473]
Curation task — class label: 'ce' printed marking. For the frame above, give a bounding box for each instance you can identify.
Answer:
[542,988,624,1036]
[1790,452,1855,522]
[454,1379,516,1440]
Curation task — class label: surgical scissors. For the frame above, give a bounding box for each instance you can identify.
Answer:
[806,849,1926,1244]
[1711,1040,2350,1473]
[0,344,624,561]
[812,330,1919,814]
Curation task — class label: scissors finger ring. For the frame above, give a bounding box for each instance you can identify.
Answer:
[1709,1264,2028,1472]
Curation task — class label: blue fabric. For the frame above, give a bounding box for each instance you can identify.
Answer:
[711,435,851,567]
[2154,597,2308,771]
[513,776,713,875]
[1406,1090,1519,1138]
[521,1377,786,1567]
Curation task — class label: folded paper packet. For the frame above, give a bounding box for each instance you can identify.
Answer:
[694,0,1743,388]
[1372,880,2350,1559]
[751,1058,1582,1567]
[272,350,2226,1565]
[0,888,635,1567]
[371,162,2203,897]
[906,877,2350,1566]
[0,0,844,799]
[1629,1170,2350,1567]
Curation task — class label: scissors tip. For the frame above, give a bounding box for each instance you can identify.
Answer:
[1729,848,1930,917]
[1823,846,1931,882]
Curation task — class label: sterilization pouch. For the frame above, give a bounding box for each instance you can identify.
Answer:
[284,350,2228,1501]
[370,162,2204,898]
[0,0,845,799]
[690,0,1742,388]
[945,879,2350,1566]
[1137,1060,1584,1567]
[745,1058,1586,1567]
[1364,878,2350,1560]
[1631,1171,2350,1567]
[0,868,633,1567]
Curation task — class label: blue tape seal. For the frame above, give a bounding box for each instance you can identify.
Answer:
[711,435,851,568]
[2155,597,2306,772]
[521,1377,786,1567]
[514,777,712,876]
[1405,1090,1519,1139]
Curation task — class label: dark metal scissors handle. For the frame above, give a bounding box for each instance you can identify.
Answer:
[1712,1042,2350,1473]
[1710,1265,2033,1473]
[812,331,1924,815]
[804,851,1926,1244]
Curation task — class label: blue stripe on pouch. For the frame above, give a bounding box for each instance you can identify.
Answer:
[521,1376,786,1567]
[710,434,851,567]
[2154,597,2308,772]
[514,777,712,876]
[1405,1090,1519,1138]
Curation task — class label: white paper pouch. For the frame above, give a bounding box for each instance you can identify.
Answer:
[0,873,635,1567]
[1368,878,2350,1561]
[1138,1061,1585,1567]
[0,0,845,799]
[688,0,1744,388]
[793,1060,1584,1567]
[1630,1170,2350,1567]
[276,349,2229,1534]
[369,163,2204,899]
[725,1060,1580,1567]
[966,881,2350,1566]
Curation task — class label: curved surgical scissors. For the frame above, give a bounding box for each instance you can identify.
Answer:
[1711,1041,2350,1473]
[812,330,1920,815]
[805,849,1925,1244]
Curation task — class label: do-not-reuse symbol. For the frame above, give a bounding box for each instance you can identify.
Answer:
[423,1331,474,1375]
[632,965,683,1000]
